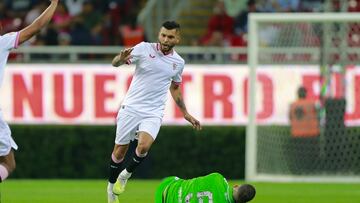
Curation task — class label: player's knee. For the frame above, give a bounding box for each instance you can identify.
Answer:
[4,156,16,173]
[114,150,127,160]
[136,144,150,155]
[2,161,15,174]
[9,162,15,174]
[113,149,126,160]
[113,153,125,161]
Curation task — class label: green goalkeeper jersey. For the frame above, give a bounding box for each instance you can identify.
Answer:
[155,173,234,203]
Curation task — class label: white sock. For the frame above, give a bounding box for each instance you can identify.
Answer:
[120,169,132,179]
[107,183,114,192]
[0,164,9,182]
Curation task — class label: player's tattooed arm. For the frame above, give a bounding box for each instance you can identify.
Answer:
[170,82,202,130]
[175,93,187,113]
[170,82,187,113]
[112,48,133,67]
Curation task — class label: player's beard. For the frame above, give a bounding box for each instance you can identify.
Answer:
[160,43,174,53]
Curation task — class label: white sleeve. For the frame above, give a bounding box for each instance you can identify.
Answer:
[172,63,184,84]
[0,32,20,51]
[126,42,145,65]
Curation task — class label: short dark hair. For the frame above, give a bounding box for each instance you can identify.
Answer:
[236,184,256,203]
[162,21,180,31]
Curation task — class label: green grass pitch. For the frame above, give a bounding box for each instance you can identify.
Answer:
[1,179,360,202]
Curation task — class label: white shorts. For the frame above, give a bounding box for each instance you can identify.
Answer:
[0,117,18,156]
[115,107,162,145]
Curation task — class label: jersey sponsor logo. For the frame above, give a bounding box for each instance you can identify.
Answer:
[149,54,156,58]
[185,191,214,202]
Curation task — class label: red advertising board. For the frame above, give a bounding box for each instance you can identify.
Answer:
[1,64,359,125]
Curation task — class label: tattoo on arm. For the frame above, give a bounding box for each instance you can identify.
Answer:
[176,96,187,112]
[171,82,187,113]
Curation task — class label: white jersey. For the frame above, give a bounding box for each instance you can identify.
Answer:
[0,32,19,88]
[121,42,185,118]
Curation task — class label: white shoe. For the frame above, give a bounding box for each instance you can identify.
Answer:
[113,169,132,195]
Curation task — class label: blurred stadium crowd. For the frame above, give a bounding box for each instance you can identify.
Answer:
[199,0,360,48]
[0,0,146,46]
[1,0,360,48]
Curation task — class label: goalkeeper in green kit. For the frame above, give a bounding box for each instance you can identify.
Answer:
[155,172,256,203]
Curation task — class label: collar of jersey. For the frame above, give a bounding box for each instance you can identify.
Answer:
[227,184,235,203]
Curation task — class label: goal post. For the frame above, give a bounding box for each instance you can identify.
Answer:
[246,13,360,182]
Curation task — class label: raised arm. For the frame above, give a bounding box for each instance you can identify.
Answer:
[18,0,59,45]
[112,48,133,67]
[170,82,201,130]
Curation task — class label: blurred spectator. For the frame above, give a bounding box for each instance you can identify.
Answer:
[101,0,143,45]
[10,0,359,50]
[31,21,59,46]
[200,0,234,45]
[57,32,72,59]
[24,1,57,46]
[92,0,110,13]
[43,22,59,45]
[223,0,247,17]
[64,0,85,17]
[119,15,145,47]
[277,0,300,12]
[119,24,144,47]
[258,25,280,46]
[69,21,93,45]
[257,0,300,12]
[5,0,37,18]
[1,0,144,48]
[230,33,247,61]
[234,0,258,35]
[204,30,227,47]
[348,0,360,12]
[289,86,320,138]
[299,0,324,12]
[0,1,22,33]
[104,1,122,45]
[53,2,72,33]
[24,1,48,26]
[71,0,103,45]
[58,32,72,46]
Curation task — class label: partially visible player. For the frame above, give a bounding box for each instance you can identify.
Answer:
[107,21,201,203]
[0,0,59,183]
[155,172,256,203]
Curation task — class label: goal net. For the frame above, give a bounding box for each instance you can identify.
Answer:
[246,13,360,182]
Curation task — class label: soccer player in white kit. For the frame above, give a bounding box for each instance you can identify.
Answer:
[107,21,202,203]
[0,0,59,183]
